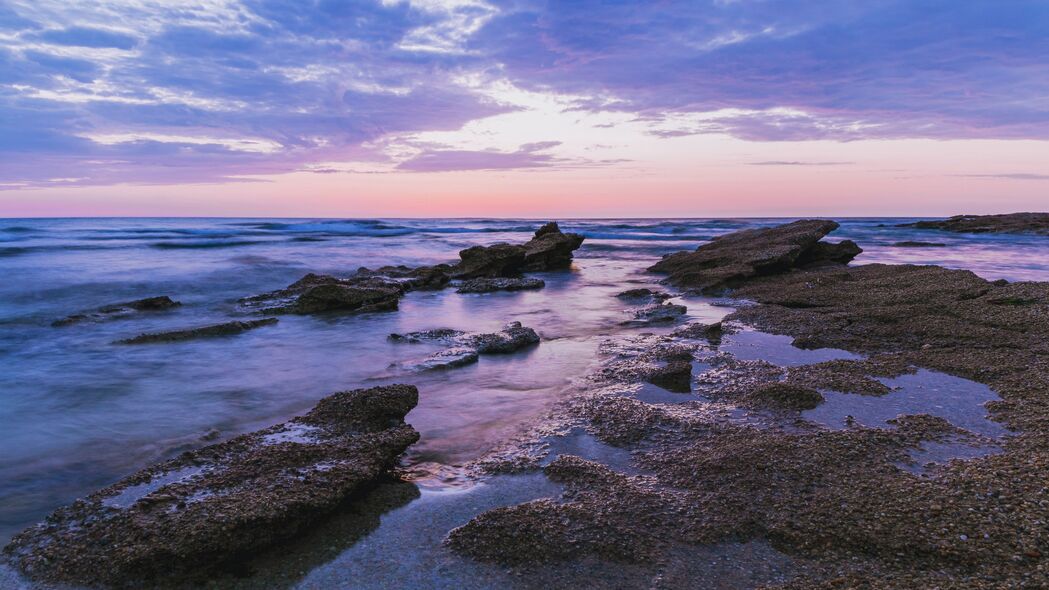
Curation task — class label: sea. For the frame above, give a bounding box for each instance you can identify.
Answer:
[1,217,1047,586]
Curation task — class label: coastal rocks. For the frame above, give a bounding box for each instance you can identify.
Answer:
[466,322,540,354]
[615,287,671,302]
[648,219,861,293]
[409,347,479,371]
[672,321,732,345]
[457,277,545,293]
[645,360,693,393]
[452,243,528,279]
[450,222,585,279]
[3,384,420,587]
[621,302,687,326]
[521,222,585,271]
[52,296,180,327]
[354,264,453,291]
[745,383,824,410]
[116,318,278,344]
[900,212,1049,235]
[242,273,403,315]
[388,328,464,343]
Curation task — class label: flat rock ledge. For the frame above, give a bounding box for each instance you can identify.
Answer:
[52,296,180,327]
[648,219,861,294]
[116,318,278,344]
[390,322,540,370]
[900,212,1049,235]
[2,384,420,588]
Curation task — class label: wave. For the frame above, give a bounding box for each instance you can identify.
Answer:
[1,226,37,233]
[148,239,270,247]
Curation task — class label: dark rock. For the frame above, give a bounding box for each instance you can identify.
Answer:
[354,264,452,291]
[893,241,948,248]
[3,385,420,587]
[648,220,861,293]
[457,277,545,294]
[52,296,181,327]
[452,244,527,279]
[646,360,693,393]
[116,318,278,344]
[408,347,479,371]
[622,303,687,326]
[899,212,1049,235]
[521,222,585,271]
[466,322,540,354]
[388,328,465,343]
[671,321,732,345]
[615,288,671,301]
[290,283,401,314]
[746,383,824,410]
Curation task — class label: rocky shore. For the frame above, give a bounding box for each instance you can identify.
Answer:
[7,218,1048,589]
[901,212,1049,235]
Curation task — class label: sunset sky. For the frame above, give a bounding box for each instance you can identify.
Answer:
[1,0,1047,217]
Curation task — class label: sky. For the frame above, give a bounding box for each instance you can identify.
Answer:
[1,0,1048,217]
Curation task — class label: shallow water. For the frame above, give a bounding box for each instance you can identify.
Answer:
[1,216,1047,577]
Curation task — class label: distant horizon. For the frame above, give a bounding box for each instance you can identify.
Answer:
[0,213,1027,221]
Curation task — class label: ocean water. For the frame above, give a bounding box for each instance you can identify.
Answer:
[1,216,1047,554]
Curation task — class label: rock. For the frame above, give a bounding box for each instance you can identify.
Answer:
[290,283,401,314]
[354,264,452,291]
[457,277,545,294]
[646,360,693,393]
[893,241,948,248]
[3,385,420,587]
[116,318,278,344]
[671,321,732,345]
[899,212,1049,235]
[466,322,540,354]
[452,244,527,279]
[388,328,465,343]
[52,296,181,327]
[622,303,687,326]
[521,222,585,271]
[615,288,671,301]
[746,382,824,410]
[648,220,861,293]
[408,347,480,371]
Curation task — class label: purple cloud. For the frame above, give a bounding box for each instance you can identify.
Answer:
[396,141,563,172]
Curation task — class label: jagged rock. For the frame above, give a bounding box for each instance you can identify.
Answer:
[648,220,861,293]
[615,288,671,301]
[746,383,825,410]
[354,264,452,291]
[621,303,687,326]
[465,322,541,354]
[457,277,546,293]
[408,347,480,371]
[3,385,420,587]
[672,321,732,345]
[388,328,465,343]
[116,318,278,344]
[521,222,585,271]
[243,273,402,315]
[52,296,181,327]
[646,360,693,393]
[900,212,1049,235]
[452,244,528,279]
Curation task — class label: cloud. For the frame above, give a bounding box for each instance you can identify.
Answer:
[33,26,139,50]
[954,173,1049,180]
[396,140,563,172]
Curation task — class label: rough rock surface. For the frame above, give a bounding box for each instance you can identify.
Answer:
[388,328,465,344]
[354,264,452,291]
[116,318,278,344]
[456,277,545,293]
[615,287,671,302]
[3,385,420,588]
[242,273,404,314]
[408,347,480,371]
[671,321,733,345]
[645,360,693,393]
[648,219,861,293]
[900,212,1049,235]
[52,296,181,327]
[745,382,824,410]
[466,321,541,354]
[621,302,687,326]
[521,222,585,271]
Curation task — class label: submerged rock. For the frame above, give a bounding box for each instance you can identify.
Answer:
[466,321,541,354]
[457,277,545,293]
[408,347,479,371]
[648,219,861,293]
[52,296,180,327]
[892,241,947,248]
[900,212,1049,235]
[521,222,585,271]
[3,384,420,587]
[116,318,278,344]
